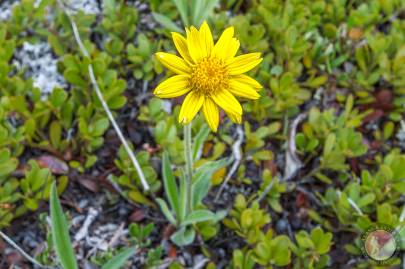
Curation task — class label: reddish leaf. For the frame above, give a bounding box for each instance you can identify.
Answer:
[362,109,384,124]
[0,238,5,252]
[348,27,363,40]
[264,159,278,176]
[373,89,394,111]
[6,251,22,265]
[36,155,69,175]
[370,140,383,150]
[142,143,160,154]
[63,149,73,161]
[78,178,99,193]
[163,225,176,240]
[129,209,146,222]
[168,244,177,258]
[349,158,360,175]
[296,192,309,208]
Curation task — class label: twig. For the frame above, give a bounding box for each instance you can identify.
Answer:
[108,222,125,248]
[214,125,244,201]
[56,0,149,191]
[74,207,99,242]
[283,113,306,181]
[150,258,175,269]
[395,205,405,235]
[400,205,405,223]
[193,258,209,269]
[296,186,323,207]
[256,177,276,203]
[0,230,49,268]
[337,191,363,215]
[256,113,307,203]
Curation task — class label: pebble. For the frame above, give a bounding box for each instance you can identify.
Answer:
[78,199,90,209]
[118,206,130,216]
[276,218,288,233]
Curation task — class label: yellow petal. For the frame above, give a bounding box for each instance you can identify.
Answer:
[228,80,260,99]
[232,74,262,90]
[212,26,235,60]
[225,111,242,124]
[155,52,191,75]
[225,38,240,60]
[172,32,194,64]
[178,91,204,124]
[187,26,205,63]
[227,53,262,75]
[154,75,191,98]
[211,89,242,116]
[202,97,219,132]
[199,21,214,58]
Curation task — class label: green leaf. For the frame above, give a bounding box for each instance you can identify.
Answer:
[162,152,179,218]
[107,95,126,109]
[171,226,195,246]
[101,247,136,269]
[357,193,375,208]
[344,94,354,119]
[50,121,62,149]
[383,122,394,140]
[192,124,210,161]
[152,13,182,32]
[323,133,336,156]
[156,198,176,225]
[190,0,203,26]
[192,0,219,26]
[0,149,18,178]
[128,190,154,207]
[192,158,229,208]
[311,227,333,255]
[48,34,64,56]
[103,0,115,14]
[92,118,109,136]
[50,182,78,269]
[182,210,216,226]
[64,69,87,87]
[50,88,68,107]
[178,169,188,223]
[171,0,189,26]
[271,235,291,266]
[305,76,328,88]
[295,231,314,249]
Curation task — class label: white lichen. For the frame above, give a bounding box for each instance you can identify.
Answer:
[13,42,66,95]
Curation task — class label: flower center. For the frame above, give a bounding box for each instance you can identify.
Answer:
[190,57,228,95]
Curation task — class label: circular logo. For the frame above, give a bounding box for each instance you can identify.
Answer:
[361,224,400,265]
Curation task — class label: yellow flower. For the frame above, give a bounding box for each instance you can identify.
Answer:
[154,21,263,132]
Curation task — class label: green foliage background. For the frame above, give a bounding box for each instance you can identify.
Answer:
[0,0,404,268]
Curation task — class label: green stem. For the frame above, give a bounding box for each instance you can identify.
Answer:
[184,123,193,214]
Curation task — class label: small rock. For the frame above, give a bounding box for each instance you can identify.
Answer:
[276,218,288,233]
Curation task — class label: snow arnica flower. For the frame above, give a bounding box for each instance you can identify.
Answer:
[154,21,263,132]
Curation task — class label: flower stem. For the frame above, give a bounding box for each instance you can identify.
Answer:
[184,123,193,214]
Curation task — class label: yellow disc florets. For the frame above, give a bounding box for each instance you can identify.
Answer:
[190,57,229,95]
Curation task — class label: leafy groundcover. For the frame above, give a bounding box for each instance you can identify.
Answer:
[0,0,404,268]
